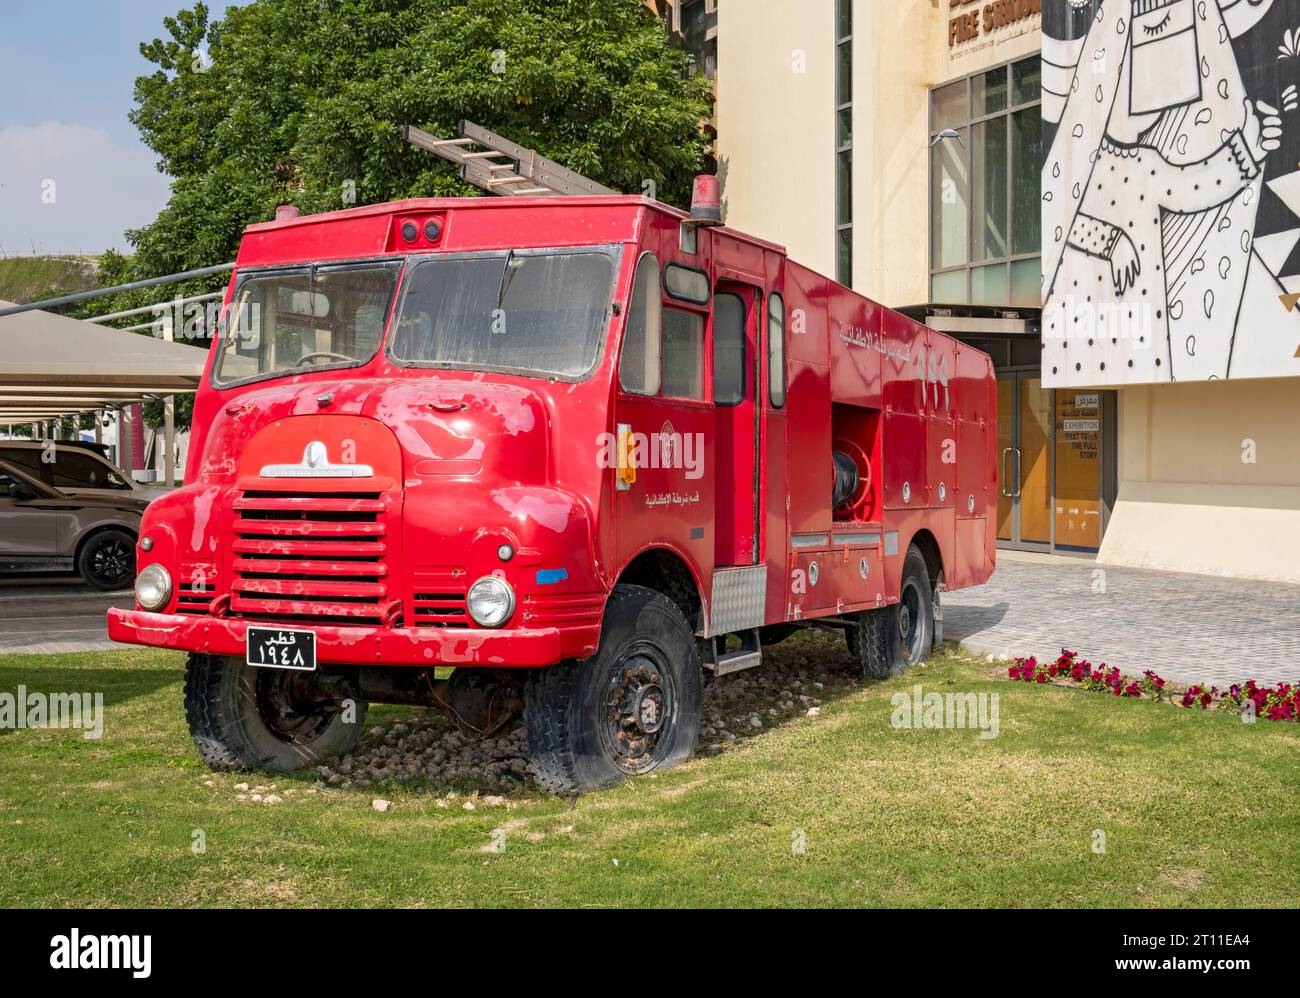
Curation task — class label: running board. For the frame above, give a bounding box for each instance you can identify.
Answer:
[707,629,763,676]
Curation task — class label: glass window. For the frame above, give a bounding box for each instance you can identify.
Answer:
[836,150,853,227]
[931,128,969,270]
[681,0,717,80]
[663,309,705,400]
[389,250,614,379]
[48,451,130,491]
[836,42,852,106]
[836,0,851,40]
[619,254,662,396]
[932,80,968,132]
[664,264,710,305]
[972,117,1008,261]
[216,263,399,386]
[768,292,786,408]
[973,67,1007,116]
[932,60,1041,305]
[0,448,42,480]
[931,270,967,303]
[836,3,853,288]
[972,263,1009,305]
[1012,57,1040,106]
[0,469,32,499]
[713,293,746,406]
[1011,259,1042,308]
[1011,107,1043,256]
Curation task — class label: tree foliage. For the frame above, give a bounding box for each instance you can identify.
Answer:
[122,0,713,281]
[90,0,710,432]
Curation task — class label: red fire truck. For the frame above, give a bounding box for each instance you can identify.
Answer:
[108,181,997,794]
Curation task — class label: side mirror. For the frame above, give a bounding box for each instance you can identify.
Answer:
[10,485,38,501]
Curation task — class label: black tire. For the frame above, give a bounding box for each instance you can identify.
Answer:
[76,528,135,591]
[524,585,702,795]
[183,653,366,772]
[846,544,934,678]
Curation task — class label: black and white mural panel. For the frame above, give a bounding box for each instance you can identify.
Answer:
[1043,0,1300,384]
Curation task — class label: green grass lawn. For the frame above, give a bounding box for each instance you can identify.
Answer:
[0,639,1296,907]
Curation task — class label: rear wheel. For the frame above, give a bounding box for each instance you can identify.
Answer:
[525,585,702,795]
[847,544,934,677]
[77,528,135,591]
[184,653,366,772]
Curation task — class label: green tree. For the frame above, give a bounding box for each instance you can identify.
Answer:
[93,0,710,432]
[122,0,713,282]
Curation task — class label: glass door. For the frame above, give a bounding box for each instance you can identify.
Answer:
[996,371,1052,551]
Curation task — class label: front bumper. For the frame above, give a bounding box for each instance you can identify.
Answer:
[107,608,563,668]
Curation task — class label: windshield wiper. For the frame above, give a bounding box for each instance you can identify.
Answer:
[496,249,522,310]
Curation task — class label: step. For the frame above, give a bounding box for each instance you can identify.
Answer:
[708,629,763,677]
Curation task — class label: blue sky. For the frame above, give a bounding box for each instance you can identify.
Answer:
[0,2,243,256]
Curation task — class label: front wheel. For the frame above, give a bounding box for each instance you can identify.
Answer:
[183,653,366,772]
[525,585,702,795]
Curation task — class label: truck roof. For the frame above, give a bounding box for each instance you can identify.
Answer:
[241,195,788,257]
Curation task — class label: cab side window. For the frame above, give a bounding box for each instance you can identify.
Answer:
[618,254,706,401]
[768,292,786,408]
[619,253,662,396]
[662,309,705,400]
[713,292,746,406]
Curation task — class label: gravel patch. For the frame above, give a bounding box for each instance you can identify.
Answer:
[310,629,858,795]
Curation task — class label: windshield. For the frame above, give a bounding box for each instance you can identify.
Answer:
[213,262,401,386]
[387,248,616,380]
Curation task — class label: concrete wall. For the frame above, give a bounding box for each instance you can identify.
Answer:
[715,0,836,275]
[1102,378,1300,583]
[850,1,940,307]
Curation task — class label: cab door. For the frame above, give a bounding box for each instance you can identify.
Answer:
[712,282,760,566]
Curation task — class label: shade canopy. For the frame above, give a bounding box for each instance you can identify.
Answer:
[0,299,210,422]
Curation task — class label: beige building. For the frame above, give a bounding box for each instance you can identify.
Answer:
[692,0,1300,584]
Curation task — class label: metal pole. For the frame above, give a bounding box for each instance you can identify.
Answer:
[119,408,132,475]
[0,263,235,318]
[164,399,175,486]
[86,291,223,325]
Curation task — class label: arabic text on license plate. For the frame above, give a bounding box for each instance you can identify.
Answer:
[246,627,316,671]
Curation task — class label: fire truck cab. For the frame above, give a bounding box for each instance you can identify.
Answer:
[109,185,996,794]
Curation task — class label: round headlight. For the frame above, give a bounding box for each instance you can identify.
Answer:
[135,564,172,611]
[466,576,515,628]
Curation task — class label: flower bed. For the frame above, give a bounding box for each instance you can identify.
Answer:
[1007,649,1298,722]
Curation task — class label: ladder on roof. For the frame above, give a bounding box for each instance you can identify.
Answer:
[403,120,617,197]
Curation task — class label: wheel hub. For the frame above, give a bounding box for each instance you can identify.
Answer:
[604,655,674,771]
[93,541,132,586]
[631,683,666,733]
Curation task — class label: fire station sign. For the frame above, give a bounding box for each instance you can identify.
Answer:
[948,0,1043,48]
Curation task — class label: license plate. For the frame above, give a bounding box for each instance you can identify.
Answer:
[246,626,317,671]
